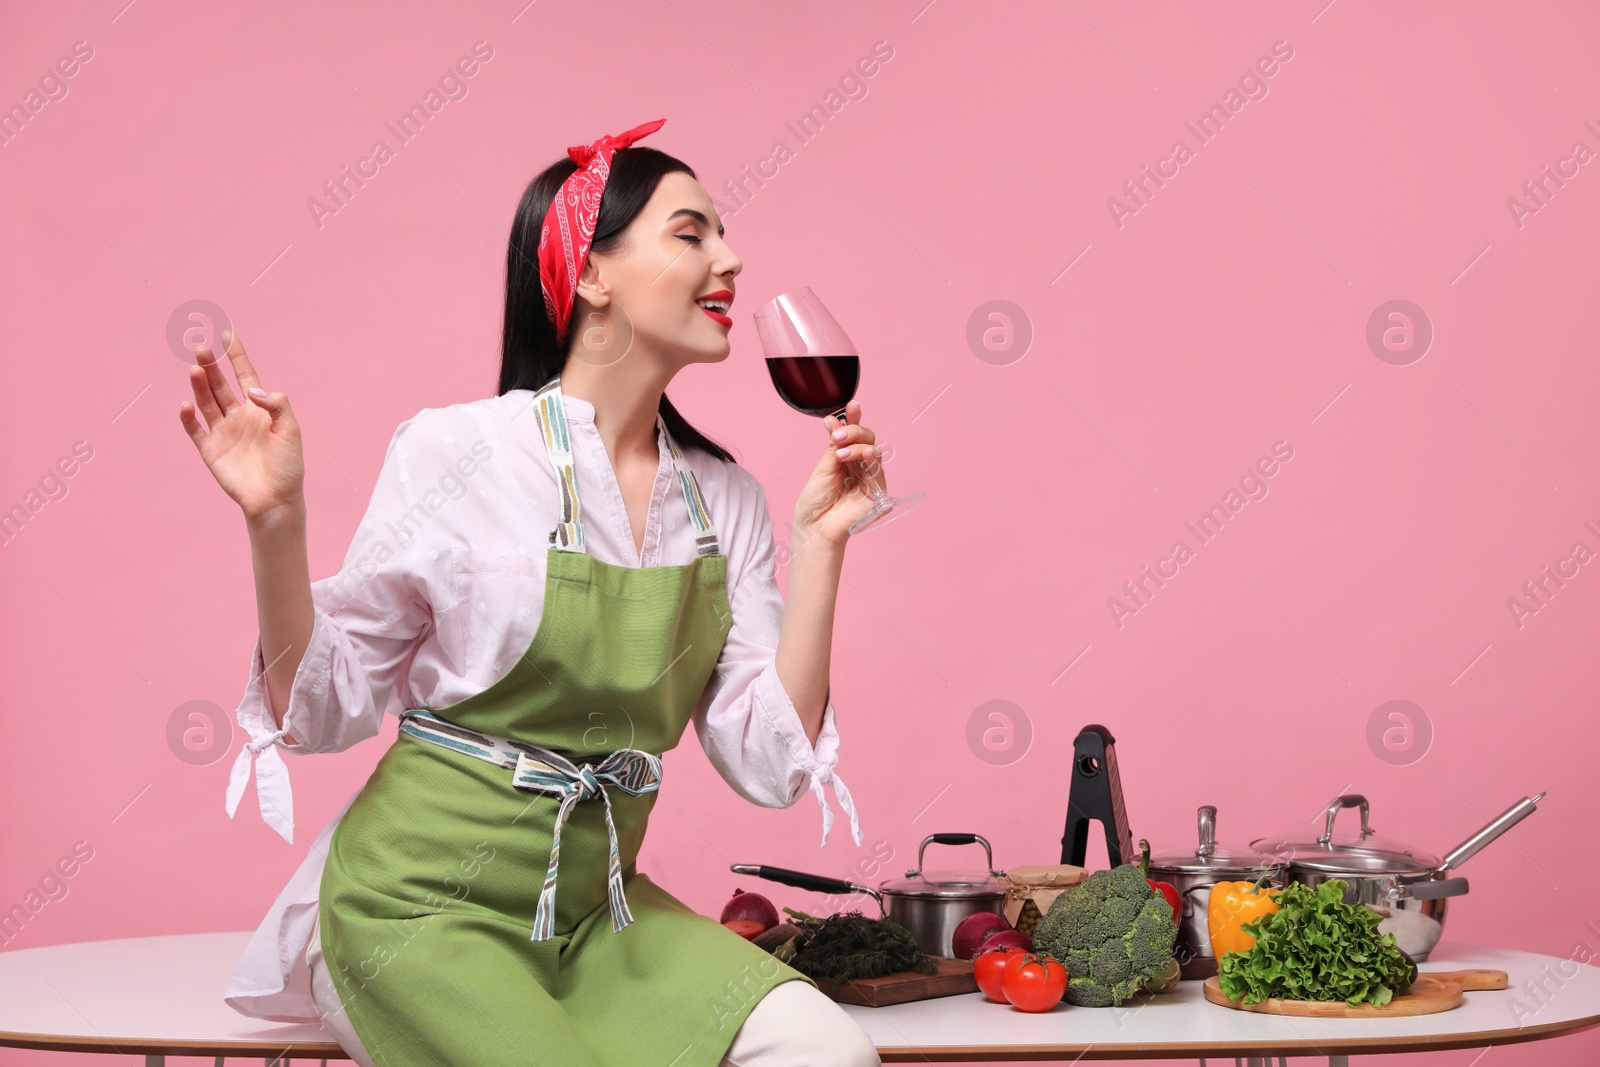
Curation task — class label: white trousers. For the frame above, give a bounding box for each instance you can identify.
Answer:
[307,914,880,1066]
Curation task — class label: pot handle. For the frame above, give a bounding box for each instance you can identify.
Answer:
[1177,879,1222,920]
[905,833,1002,879]
[1394,876,1470,901]
[1196,805,1217,858]
[1179,875,1287,912]
[1318,794,1374,846]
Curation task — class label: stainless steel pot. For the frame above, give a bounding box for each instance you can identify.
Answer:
[732,833,1007,958]
[1146,805,1287,980]
[1251,791,1543,962]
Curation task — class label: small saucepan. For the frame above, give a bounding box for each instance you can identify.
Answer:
[732,832,1007,958]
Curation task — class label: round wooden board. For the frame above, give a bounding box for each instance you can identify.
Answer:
[1202,969,1509,1018]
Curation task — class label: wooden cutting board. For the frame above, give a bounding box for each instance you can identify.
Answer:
[1203,969,1508,1017]
[814,955,977,1007]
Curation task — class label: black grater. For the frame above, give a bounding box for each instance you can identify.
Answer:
[1058,724,1136,869]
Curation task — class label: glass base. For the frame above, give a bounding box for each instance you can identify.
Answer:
[849,491,926,535]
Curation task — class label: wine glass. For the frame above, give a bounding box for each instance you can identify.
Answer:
[753,288,925,535]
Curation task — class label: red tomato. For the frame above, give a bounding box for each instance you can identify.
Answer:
[974,946,1026,1003]
[1001,952,1068,1013]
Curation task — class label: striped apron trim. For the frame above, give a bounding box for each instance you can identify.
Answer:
[530,376,721,557]
[398,708,664,942]
[528,383,585,553]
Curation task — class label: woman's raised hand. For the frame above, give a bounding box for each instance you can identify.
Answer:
[178,330,306,524]
[791,399,885,550]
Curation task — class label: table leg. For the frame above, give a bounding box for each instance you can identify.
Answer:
[143,1057,163,1067]
[1328,1057,1349,1067]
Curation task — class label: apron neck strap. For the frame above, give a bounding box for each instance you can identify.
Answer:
[530,377,721,557]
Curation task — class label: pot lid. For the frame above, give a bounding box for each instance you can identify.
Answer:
[1146,806,1286,875]
[879,834,1007,899]
[878,867,1007,899]
[1250,794,1440,875]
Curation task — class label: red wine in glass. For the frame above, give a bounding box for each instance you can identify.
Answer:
[764,355,860,417]
[753,288,925,535]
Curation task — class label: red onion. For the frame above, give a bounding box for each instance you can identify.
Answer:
[952,912,1013,959]
[976,927,1033,955]
[720,888,779,931]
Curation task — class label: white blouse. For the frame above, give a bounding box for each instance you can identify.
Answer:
[220,387,861,1023]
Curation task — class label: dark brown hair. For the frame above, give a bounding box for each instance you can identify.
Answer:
[497,146,736,463]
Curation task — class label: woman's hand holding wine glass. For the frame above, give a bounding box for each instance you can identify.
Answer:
[792,399,886,550]
[178,330,307,527]
[755,287,924,538]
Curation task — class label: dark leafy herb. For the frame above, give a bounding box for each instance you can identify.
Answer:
[1216,879,1417,1007]
[779,906,938,992]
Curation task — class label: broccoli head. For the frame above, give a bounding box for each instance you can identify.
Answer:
[1033,862,1179,1007]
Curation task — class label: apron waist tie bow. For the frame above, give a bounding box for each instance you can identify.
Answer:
[398,709,663,942]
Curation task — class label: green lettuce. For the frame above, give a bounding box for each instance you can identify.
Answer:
[1216,879,1417,1007]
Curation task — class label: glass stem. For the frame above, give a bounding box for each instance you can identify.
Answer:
[827,406,888,502]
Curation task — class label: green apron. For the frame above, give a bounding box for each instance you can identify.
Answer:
[318,378,818,1066]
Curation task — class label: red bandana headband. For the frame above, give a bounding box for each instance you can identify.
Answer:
[538,117,667,344]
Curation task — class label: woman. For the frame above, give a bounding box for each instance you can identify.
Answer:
[183,119,886,1066]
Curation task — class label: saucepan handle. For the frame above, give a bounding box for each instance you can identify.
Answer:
[730,863,886,914]
[1405,876,1470,900]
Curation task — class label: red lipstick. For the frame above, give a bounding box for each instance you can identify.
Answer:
[696,290,734,329]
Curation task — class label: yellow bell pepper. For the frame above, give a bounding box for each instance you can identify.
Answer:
[1207,873,1281,959]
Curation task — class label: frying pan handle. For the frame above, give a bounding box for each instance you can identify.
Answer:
[1436,792,1544,872]
[730,864,887,914]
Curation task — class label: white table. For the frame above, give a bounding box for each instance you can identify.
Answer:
[0,934,1594,1064]
[841,943,1600,1064]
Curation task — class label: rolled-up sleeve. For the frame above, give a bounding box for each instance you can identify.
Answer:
[691,473,862,848]
[224,419,433,844]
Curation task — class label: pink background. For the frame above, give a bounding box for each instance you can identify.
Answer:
[2,1,1597,1064]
